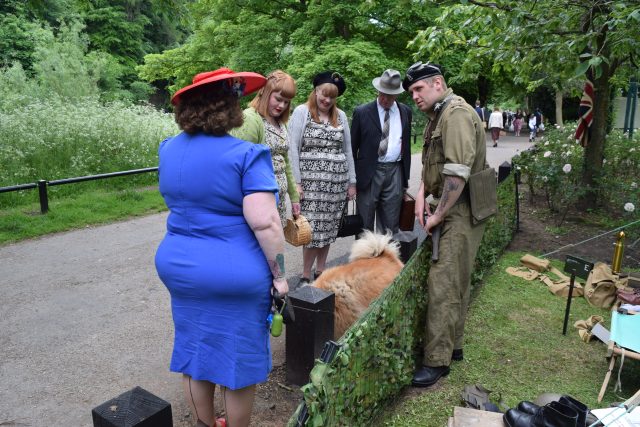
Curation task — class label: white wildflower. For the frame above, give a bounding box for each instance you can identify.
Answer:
[632,182,638,189]
[544,141,549,146]
[630,148,636,152]
[624,203,635,212]
[543,151,552,158]
[603,159,607,164]
[562,164,572,173]
[542,176,548,182]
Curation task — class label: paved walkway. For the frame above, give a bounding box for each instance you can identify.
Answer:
[0,133,531,426]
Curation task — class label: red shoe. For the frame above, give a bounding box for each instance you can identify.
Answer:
[216,417,227,427]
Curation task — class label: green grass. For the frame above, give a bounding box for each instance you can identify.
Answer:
[383,251,640,426]
[0,186,166,244]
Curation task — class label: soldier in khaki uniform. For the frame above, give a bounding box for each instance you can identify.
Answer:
[403,62,489,387]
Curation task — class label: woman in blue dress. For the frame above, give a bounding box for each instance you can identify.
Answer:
[155,68,289,427]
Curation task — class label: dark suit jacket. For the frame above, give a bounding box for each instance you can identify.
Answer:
[351,100,412,191]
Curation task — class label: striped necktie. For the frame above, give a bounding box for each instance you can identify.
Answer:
[378,108,390,156]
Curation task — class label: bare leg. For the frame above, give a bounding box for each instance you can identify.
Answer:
[302,247,317,279]
[220,385,256,427]
[183,375,216,427]
[315,245,331,273]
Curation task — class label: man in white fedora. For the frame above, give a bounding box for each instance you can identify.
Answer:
[351,69,413,234]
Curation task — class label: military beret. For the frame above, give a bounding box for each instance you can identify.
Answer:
[313,71,346,96]
[402,61,443,91]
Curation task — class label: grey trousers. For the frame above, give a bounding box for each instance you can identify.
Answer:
[356,162,403,234]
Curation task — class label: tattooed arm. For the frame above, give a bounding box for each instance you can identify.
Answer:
[425,175,465,234]
[243,192,289,295]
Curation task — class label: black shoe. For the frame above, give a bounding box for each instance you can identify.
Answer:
[504,401,578,427]
[451,348,463,361]
[493,143,498,147]
[411,365,450,387]
[314,270,323,279]
[517,400,540,414]
[559,395,588,427]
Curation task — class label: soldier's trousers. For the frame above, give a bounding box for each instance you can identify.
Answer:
[423,202,486,367]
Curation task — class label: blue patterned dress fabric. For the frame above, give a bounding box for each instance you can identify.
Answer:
[155,132,278,390]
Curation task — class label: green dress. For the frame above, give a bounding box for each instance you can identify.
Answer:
[232,107,300,228]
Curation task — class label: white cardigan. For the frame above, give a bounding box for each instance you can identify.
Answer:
[488,111,504,129]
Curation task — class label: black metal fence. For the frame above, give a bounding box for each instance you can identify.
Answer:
[0,167,158,214]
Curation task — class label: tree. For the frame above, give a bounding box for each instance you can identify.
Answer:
[137,0,437,111]
[412,0,640,202]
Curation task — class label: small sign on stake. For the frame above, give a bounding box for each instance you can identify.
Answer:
[562,255,594,335]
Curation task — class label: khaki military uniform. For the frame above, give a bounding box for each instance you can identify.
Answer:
[421,88,488,367]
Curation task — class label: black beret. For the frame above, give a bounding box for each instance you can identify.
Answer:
[402,61,443,91]
[313,71,346,96]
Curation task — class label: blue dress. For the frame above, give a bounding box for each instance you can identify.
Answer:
[155,132,278,390]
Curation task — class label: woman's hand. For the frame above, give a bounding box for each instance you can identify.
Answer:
[296,183,304,201]
[273,277,289,295]
[347,184,356,200]
[292,202,301,218]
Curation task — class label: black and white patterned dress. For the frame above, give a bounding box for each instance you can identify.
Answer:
[288,105,356,248]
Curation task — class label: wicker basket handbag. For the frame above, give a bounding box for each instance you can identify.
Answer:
[284,215,312,246]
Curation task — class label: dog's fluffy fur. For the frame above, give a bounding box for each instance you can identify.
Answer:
[311,231,404,339]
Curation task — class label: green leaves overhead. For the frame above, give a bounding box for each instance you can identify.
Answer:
[137,0,437,111]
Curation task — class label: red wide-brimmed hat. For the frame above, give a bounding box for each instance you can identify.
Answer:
[171,67,266,105]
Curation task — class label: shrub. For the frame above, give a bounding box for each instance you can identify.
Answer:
[513,122,640,222]
[0,97,177,207]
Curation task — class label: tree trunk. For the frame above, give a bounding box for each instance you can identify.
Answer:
[555,90,563,127]
[477,75,490,106]
[580,72,611,205]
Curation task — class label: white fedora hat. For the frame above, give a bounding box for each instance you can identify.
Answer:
[372,69,404,95]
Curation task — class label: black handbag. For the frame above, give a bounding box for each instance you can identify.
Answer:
[337,198,363,237]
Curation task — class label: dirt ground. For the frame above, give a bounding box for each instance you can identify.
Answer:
[507,189,639,270]
[234,188,640,427]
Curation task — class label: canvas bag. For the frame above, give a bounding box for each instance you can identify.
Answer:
[583,262,618,309]
[468,167,498,224]
[505,254,584,297]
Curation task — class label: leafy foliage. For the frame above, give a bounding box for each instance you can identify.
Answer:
[513,123,640,223]
[287,178,517,426]
[0,97,177,206]
[412,0,640,194]
[137,0,437,112]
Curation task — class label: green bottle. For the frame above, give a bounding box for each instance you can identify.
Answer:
[271,312,283,337]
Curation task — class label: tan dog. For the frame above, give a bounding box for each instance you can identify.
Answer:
[310,231,404,339]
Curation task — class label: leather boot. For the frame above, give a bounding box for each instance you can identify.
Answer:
[559,395,588,427]
[517,400,540,414]
[503,401,578,427]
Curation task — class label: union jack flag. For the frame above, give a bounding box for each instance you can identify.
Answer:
[575,69,594,147]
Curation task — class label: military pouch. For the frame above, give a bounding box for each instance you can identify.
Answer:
[468,167,497,224]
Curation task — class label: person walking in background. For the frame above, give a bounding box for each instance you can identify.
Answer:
[403,61,489,388]
[288,71,356,285]
[488,106,504,147]
[529,113,538,142]
[474,100,485,122]
[513,108,524,136]
[232,70,300,227]
[535,107,543,129]
[155,68,288,427]
[350,69,412,234]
